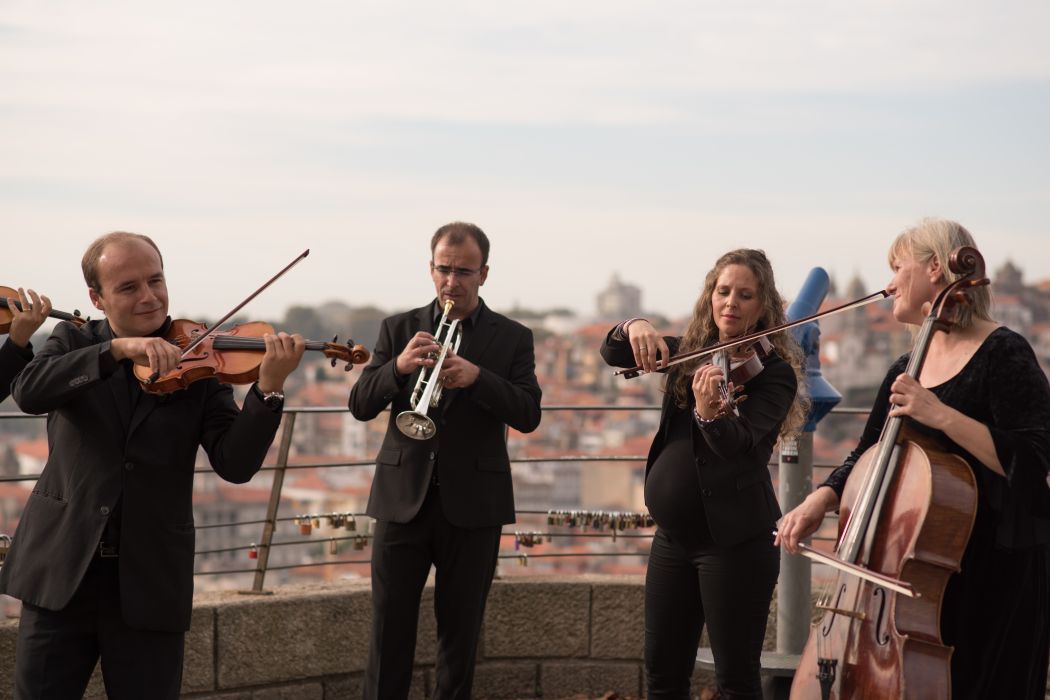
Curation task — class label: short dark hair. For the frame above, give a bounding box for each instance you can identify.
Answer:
[430,222,490,266]
[82,231,164,292]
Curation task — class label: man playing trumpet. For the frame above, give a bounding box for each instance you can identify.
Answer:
[349,222,542,700]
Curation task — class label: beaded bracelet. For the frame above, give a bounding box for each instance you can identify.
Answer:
[693,407,717,428]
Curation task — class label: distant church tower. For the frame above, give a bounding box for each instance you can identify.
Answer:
[994,260,1023,295]
[843,273,868,335]
[596,273,642,320]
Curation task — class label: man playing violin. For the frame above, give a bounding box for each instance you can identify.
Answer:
[349,222,541,700]
[0,231,305,699]
[1,288,52,402]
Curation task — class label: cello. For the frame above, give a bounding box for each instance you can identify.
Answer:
[790,246,988,699]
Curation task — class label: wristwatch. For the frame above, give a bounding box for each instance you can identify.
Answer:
[260,389,285,410]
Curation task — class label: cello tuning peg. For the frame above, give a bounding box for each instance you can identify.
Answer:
[331,335,338,343]
[331,358,337,368]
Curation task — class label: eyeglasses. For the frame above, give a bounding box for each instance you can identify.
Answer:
[431,263,482,279]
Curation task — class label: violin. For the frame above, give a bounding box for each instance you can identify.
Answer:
[0,285,87,334]
[710,335,775,417]
[132,319,370,394]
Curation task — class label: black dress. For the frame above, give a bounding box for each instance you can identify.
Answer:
[823,326,1050,700]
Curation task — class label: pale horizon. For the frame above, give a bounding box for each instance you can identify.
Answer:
[3,1,1048,327]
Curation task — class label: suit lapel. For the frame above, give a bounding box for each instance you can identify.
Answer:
[127,386,158,439]
[99,320,159,441]
[442,302,498,415]
[100,322,133,439]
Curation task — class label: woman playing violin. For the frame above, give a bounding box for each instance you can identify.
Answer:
[602,248,808,699]
[1,287,53,402]
[778,218,1050,699]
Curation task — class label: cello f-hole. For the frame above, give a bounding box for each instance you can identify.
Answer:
[821,583,849,637]
[873,586,891,646]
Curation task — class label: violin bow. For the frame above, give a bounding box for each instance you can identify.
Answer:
[615,290,890,379]
[143,249,310,385]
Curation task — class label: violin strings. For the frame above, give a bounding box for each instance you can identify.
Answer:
[210,336,329,352]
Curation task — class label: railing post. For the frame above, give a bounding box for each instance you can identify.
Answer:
[777,431,813,654]
[779,267,839,658]
[245,411,297,594]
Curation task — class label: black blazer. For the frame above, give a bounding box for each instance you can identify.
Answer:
[601,329,796,546]
[0,319,282,632]
[349,300,541,528]
[0,337,32,403]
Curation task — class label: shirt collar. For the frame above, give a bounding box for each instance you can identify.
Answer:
[430,298,484,329]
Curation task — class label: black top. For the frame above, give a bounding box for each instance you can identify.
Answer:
[0,318,283,632]
[0,336,33,403]
[821,326,1050,699]
[822,326,1050,549]
[601,328,796,546]
[349,299,542,527]
[645,402,707,536]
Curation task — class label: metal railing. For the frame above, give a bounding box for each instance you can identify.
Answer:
[0,404,863,593]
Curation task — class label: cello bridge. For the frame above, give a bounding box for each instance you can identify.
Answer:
[815,604,866,621]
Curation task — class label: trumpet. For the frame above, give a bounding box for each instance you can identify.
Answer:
[395,299,463,440]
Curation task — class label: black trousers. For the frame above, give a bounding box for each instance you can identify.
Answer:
[14,555,184,700]
[645,527,779,700]
[365,485,502,700]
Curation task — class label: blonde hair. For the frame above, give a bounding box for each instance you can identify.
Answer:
[888,218,992,329]
[669,249,809,438]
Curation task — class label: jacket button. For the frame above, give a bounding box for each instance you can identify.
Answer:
[701,488,712,497]
[124,462,135,471]
[100,506,111,516]
[695,457,706,466]
[428,452,436,461]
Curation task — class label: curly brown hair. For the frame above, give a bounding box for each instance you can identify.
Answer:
[668,249,809,438]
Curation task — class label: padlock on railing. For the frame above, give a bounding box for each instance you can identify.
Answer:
[248,543,259,560]
[1,533,13,564]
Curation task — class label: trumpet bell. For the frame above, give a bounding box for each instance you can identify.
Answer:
[396,410,437,440]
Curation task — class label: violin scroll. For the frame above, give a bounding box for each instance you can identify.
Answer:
[322,336,371,371]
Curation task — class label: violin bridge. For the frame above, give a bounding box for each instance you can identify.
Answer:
[815,604,866,621]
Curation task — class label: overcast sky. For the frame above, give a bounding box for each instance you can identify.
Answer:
[3,1,1049,330]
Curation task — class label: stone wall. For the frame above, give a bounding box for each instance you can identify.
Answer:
[0,575,716,699]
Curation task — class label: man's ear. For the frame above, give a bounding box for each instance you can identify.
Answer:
[478,265,489,286]
[88,288,103,311]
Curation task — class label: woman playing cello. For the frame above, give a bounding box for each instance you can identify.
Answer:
[603,249,808,699]
[778,218,1050,699]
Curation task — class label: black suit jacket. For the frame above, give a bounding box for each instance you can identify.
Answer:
[601,329,796,546]
[0,319,282,632]
[349,300,541,528]
[0,337,32,403]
